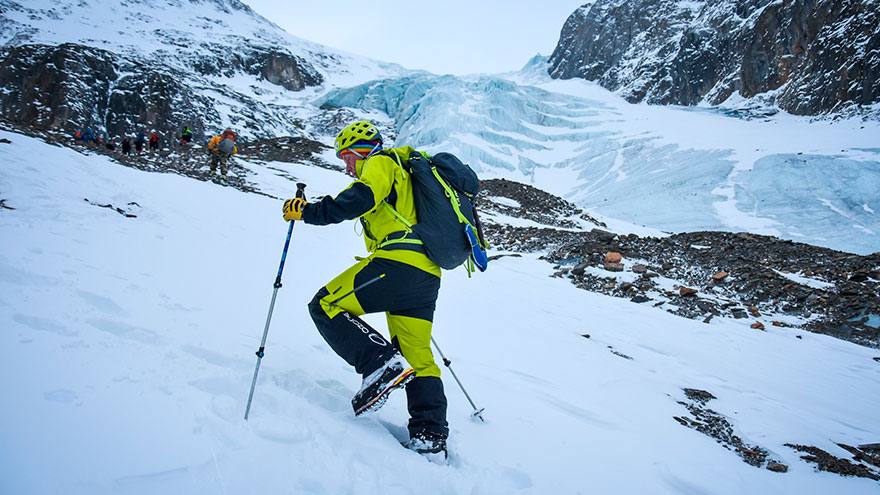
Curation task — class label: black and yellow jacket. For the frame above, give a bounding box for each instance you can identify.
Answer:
[302,146,440,277]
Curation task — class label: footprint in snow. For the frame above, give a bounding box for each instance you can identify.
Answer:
[77,289,128,316]
[13,313,78,336]
[86,317,160,344]
[44,389,81,406]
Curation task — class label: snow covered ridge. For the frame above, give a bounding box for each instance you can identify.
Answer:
[3,129,880,493]
[548,0,880,117]
[0,0,407,140]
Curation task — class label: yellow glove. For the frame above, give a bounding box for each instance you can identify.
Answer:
[282,197,307,221]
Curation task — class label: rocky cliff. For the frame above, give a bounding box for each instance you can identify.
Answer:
[0,0,397,140]
[0,42,321,140]
[548,0,880,116]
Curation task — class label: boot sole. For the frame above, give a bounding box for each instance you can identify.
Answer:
[353,368,415,416]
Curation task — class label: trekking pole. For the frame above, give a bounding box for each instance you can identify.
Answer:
[244,182,306,421]
[431,337,485,423]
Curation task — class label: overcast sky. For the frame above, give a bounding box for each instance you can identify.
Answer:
[243,1,585,75]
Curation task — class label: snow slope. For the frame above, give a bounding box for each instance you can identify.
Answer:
[2,131,879,494]
[0,0,405,88]
[321,58,880,254]
[0,0,411,139]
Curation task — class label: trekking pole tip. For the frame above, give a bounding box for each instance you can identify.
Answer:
[472,408,486,423]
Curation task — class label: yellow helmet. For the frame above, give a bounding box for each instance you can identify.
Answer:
[334,120,382,157]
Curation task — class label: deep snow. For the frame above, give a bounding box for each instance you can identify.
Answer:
[1,131,879,494]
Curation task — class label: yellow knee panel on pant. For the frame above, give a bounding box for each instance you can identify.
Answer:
[387,314,440,378]
[319,259,369,319]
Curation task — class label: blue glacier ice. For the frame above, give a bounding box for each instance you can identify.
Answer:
[319,73,880,255]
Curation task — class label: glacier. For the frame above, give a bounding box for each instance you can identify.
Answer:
[320,59,880,254]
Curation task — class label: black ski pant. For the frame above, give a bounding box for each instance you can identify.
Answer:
[307,254,449,439]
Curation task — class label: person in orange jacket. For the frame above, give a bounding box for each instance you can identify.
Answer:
[206,128,238,176]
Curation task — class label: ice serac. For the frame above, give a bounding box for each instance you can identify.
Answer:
[322,70,880,255]
[548,0,880,116]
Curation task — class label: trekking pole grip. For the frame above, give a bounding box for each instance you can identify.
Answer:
[296,182,306,199]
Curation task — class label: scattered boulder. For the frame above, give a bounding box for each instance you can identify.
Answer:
[785,444,880,481]
[604,261,624,272]
[679,287,698,297]
[633,264,648,274]
[605,251,623,264]
[591,228,616,242]
[751,322,766,331]
[712,271,729,282]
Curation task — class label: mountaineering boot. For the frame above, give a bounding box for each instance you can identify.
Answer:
[404,431,448,462]
[351,352,415,416]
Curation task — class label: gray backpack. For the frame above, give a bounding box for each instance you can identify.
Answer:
[217,138,235,155]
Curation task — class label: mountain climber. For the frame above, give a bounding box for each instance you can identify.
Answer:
[281,120,449,458]
[180,126,193,145]
[149,130,160,152]
[135,132,146,153]
[121,135,132,155]
[206,128,237,176]
[82,127,96,146]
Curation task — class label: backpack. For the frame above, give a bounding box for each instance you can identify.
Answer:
[217,138,236,155]
[386,151,489,273]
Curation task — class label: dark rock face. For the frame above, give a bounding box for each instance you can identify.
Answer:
[548,0,880,116]
[0,42,322,140]
[106,70,210,140]
[189,48,323,91]
[0,43,116,130]
[258,51,323,91]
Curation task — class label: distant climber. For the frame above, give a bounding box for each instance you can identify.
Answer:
[121,136,132,155]
[206,128,238,176]
[149,130,160,152]
[180,126,193,145]
[82,127,97,146]
[135,132,146,153]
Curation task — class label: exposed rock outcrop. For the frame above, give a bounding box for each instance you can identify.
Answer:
[0,42,322,140]
[548,0,880,116]
[479,179,880,348]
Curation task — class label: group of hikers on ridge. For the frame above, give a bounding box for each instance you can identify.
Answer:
[72,125,238,177]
